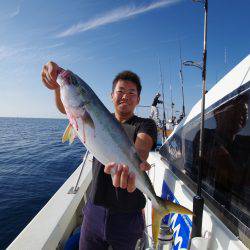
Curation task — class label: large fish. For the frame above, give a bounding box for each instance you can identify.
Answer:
[57,70,192,247]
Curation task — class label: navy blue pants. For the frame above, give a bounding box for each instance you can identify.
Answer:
[79,201,145,250]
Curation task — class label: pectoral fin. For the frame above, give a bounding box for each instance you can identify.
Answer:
[83,110,95,129]
[81,111,95,143]
[62,123,77,144]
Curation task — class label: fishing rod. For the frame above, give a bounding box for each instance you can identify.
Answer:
[169,58,176,127]
[170,84,175,126]
[191,0,208,239]
[158,58,167,140]
[179,44,186,120]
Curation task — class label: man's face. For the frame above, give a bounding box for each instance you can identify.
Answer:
[111,79,140,116]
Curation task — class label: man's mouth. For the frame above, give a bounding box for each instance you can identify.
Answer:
[119,101,128,105]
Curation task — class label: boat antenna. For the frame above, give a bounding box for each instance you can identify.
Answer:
[224,47,227,65]
[191,0,208,239]
[224,46,228,72]
[169,58,175,126]
[158,57,167,140]
[170,84,175,126]
[179,43,186,119]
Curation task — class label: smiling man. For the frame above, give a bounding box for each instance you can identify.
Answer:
[41,62,157,250]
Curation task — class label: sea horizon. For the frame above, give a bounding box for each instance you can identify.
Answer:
[0,116,67,120]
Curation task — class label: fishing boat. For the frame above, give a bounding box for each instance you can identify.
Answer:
[7,55,249,249]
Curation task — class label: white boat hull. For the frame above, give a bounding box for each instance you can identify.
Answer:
[145,152,248,250]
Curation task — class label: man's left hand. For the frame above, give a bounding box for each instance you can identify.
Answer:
[104,161,151,193]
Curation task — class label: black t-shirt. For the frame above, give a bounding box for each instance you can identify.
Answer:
[89,115,157,212]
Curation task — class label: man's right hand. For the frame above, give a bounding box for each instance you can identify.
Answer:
[41,61,66,114]
[41,61,62,90]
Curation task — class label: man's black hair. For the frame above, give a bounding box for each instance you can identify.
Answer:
[112,70,142,96]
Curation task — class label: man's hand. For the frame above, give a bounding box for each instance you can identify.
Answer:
[41,61,62,90]
[41,61,66,114]
[104,161,151,193]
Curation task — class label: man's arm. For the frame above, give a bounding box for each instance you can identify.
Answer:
[54,88,66,114]
[135,132,154,161]
[104,132,154,192]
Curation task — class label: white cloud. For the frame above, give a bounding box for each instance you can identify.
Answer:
[9,6,20,18]
[0,5,21,21]
[0,43,65,61]
[57,0,182,38]
[38,43,65,50]
[0,46,19,60]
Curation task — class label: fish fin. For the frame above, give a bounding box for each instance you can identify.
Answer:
[69,127,77,144]
[83,110,95,129]
[83,125,86,144]
[80,111,95,143]
[162,199,193,215]
[152,197,193,248]
[152,208,163,249]
[62,123,77,144]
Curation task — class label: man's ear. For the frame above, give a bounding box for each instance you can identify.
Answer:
[111,92,114,101]
[137,96,140,104]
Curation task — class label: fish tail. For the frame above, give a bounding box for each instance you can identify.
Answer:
[152,196,193,248]
[152,207,163,249]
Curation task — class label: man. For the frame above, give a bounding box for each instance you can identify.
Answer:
[150,92,163,125]
[41,62,157,250]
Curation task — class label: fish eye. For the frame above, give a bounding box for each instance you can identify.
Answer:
[70,75,78,86]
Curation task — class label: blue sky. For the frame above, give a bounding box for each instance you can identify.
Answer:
[0,0,249,119]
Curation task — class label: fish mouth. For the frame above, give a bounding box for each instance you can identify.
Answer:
[57,70,72,87]
[61,70,71,79]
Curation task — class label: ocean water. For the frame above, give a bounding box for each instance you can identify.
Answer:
[0,117,85,249]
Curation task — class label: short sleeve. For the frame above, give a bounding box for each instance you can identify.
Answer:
[138,118,158,150]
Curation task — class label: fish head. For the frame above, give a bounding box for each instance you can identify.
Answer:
[57,70,91,114]
[58,70,95,144]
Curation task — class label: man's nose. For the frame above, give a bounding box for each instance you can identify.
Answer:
[121,93,129,99]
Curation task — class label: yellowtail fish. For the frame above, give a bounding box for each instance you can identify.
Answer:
[57,70,192,248]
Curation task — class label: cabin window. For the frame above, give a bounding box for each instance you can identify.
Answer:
[161,87,250,229]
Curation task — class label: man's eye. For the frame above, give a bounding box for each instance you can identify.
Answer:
[116,90,136,95]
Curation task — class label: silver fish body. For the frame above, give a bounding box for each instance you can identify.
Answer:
[58,70,159,206]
